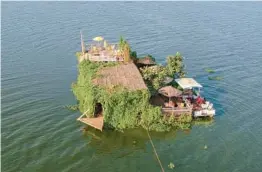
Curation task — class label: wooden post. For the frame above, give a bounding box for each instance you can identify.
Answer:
[80,31,85,55]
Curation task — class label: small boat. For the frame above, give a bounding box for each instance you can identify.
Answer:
[193,101,216,118]
[175,78,216,118]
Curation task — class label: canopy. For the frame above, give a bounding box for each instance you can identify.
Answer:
[175,78,202,89]
[93,36,104,41]
[158,86,182,98]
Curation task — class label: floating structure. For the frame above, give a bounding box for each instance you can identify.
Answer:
[74,34,215,131]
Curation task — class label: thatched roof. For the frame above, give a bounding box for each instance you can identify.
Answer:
[158,86,182,97]
[137,56,156,65]
[93,63,147,91]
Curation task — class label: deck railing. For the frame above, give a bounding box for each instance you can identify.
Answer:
[161,100,193,114]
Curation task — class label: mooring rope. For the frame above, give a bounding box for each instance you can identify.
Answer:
[146,129,165,172]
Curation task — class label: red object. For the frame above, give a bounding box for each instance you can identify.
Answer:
[196,96,204,104]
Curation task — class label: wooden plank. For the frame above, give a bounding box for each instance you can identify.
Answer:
[78,116,104,131]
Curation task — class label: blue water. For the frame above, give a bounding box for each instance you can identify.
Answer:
[2,2,262,172]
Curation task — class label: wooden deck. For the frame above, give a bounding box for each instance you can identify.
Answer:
[162,107,192,116]
[77,115,104,131]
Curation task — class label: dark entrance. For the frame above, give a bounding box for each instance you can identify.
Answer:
[94,103,103,117]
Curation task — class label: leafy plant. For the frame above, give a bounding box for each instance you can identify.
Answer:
[64,105,79,111]
[205,68,215,73]
[140,65,168,93]
[166,52,186,78]
[130,51,138,61]
[168,162,175,169]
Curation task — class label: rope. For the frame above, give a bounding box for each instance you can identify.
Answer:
[146,129,165,172]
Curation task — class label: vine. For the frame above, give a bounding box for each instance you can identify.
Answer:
[72,52,192,131]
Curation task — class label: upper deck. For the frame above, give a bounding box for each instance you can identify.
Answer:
[79,34,125,62]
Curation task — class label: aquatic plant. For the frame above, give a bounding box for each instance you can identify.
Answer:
[205,68,215,73]
[64,105,78,111]
[168,162,175,169]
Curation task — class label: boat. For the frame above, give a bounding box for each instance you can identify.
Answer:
[175,78,216,118]
[74,33,216,132]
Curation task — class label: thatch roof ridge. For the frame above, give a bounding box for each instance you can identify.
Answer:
[93,63,147,91]
[137,56,156,65]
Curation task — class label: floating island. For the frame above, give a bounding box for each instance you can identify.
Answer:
[72,33,215,132]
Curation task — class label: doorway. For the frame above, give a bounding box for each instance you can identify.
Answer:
[94,103,103,117]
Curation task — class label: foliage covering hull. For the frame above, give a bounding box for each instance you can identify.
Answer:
[72,59,192,131]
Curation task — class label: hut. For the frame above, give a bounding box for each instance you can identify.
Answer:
[77,63,148,131]
[136,56,156,68]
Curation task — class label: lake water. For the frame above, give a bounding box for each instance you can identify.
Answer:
[2,2,262,172]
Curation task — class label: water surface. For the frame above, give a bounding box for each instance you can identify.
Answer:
[2,2,262,172]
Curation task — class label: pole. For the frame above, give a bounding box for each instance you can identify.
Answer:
[80,31,85,55]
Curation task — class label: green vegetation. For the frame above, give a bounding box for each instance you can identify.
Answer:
[140,65,168,94]
[192,118,214,127]
[204,67,223,81]
[139,52,186,94]
[72,37,198,132]
[72,60,162,131]
[205,68,215,73]
[119,36,138,62]
[168,162,175,169]
[166,52,186,78]
[72,58,193,132]
[75,52,82,61]
[130,51,137,60]
[64,105,78,111]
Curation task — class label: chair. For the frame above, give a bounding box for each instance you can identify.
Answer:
[208,103,213,110]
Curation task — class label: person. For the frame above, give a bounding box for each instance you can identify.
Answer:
[196,96,201,104]
[169,100,175,107]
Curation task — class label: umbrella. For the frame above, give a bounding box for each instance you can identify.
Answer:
[158,86,182,102]
[93,36,104,41]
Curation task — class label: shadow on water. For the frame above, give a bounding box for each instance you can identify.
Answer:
[82,127,178,154]
[81,118,214,155]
